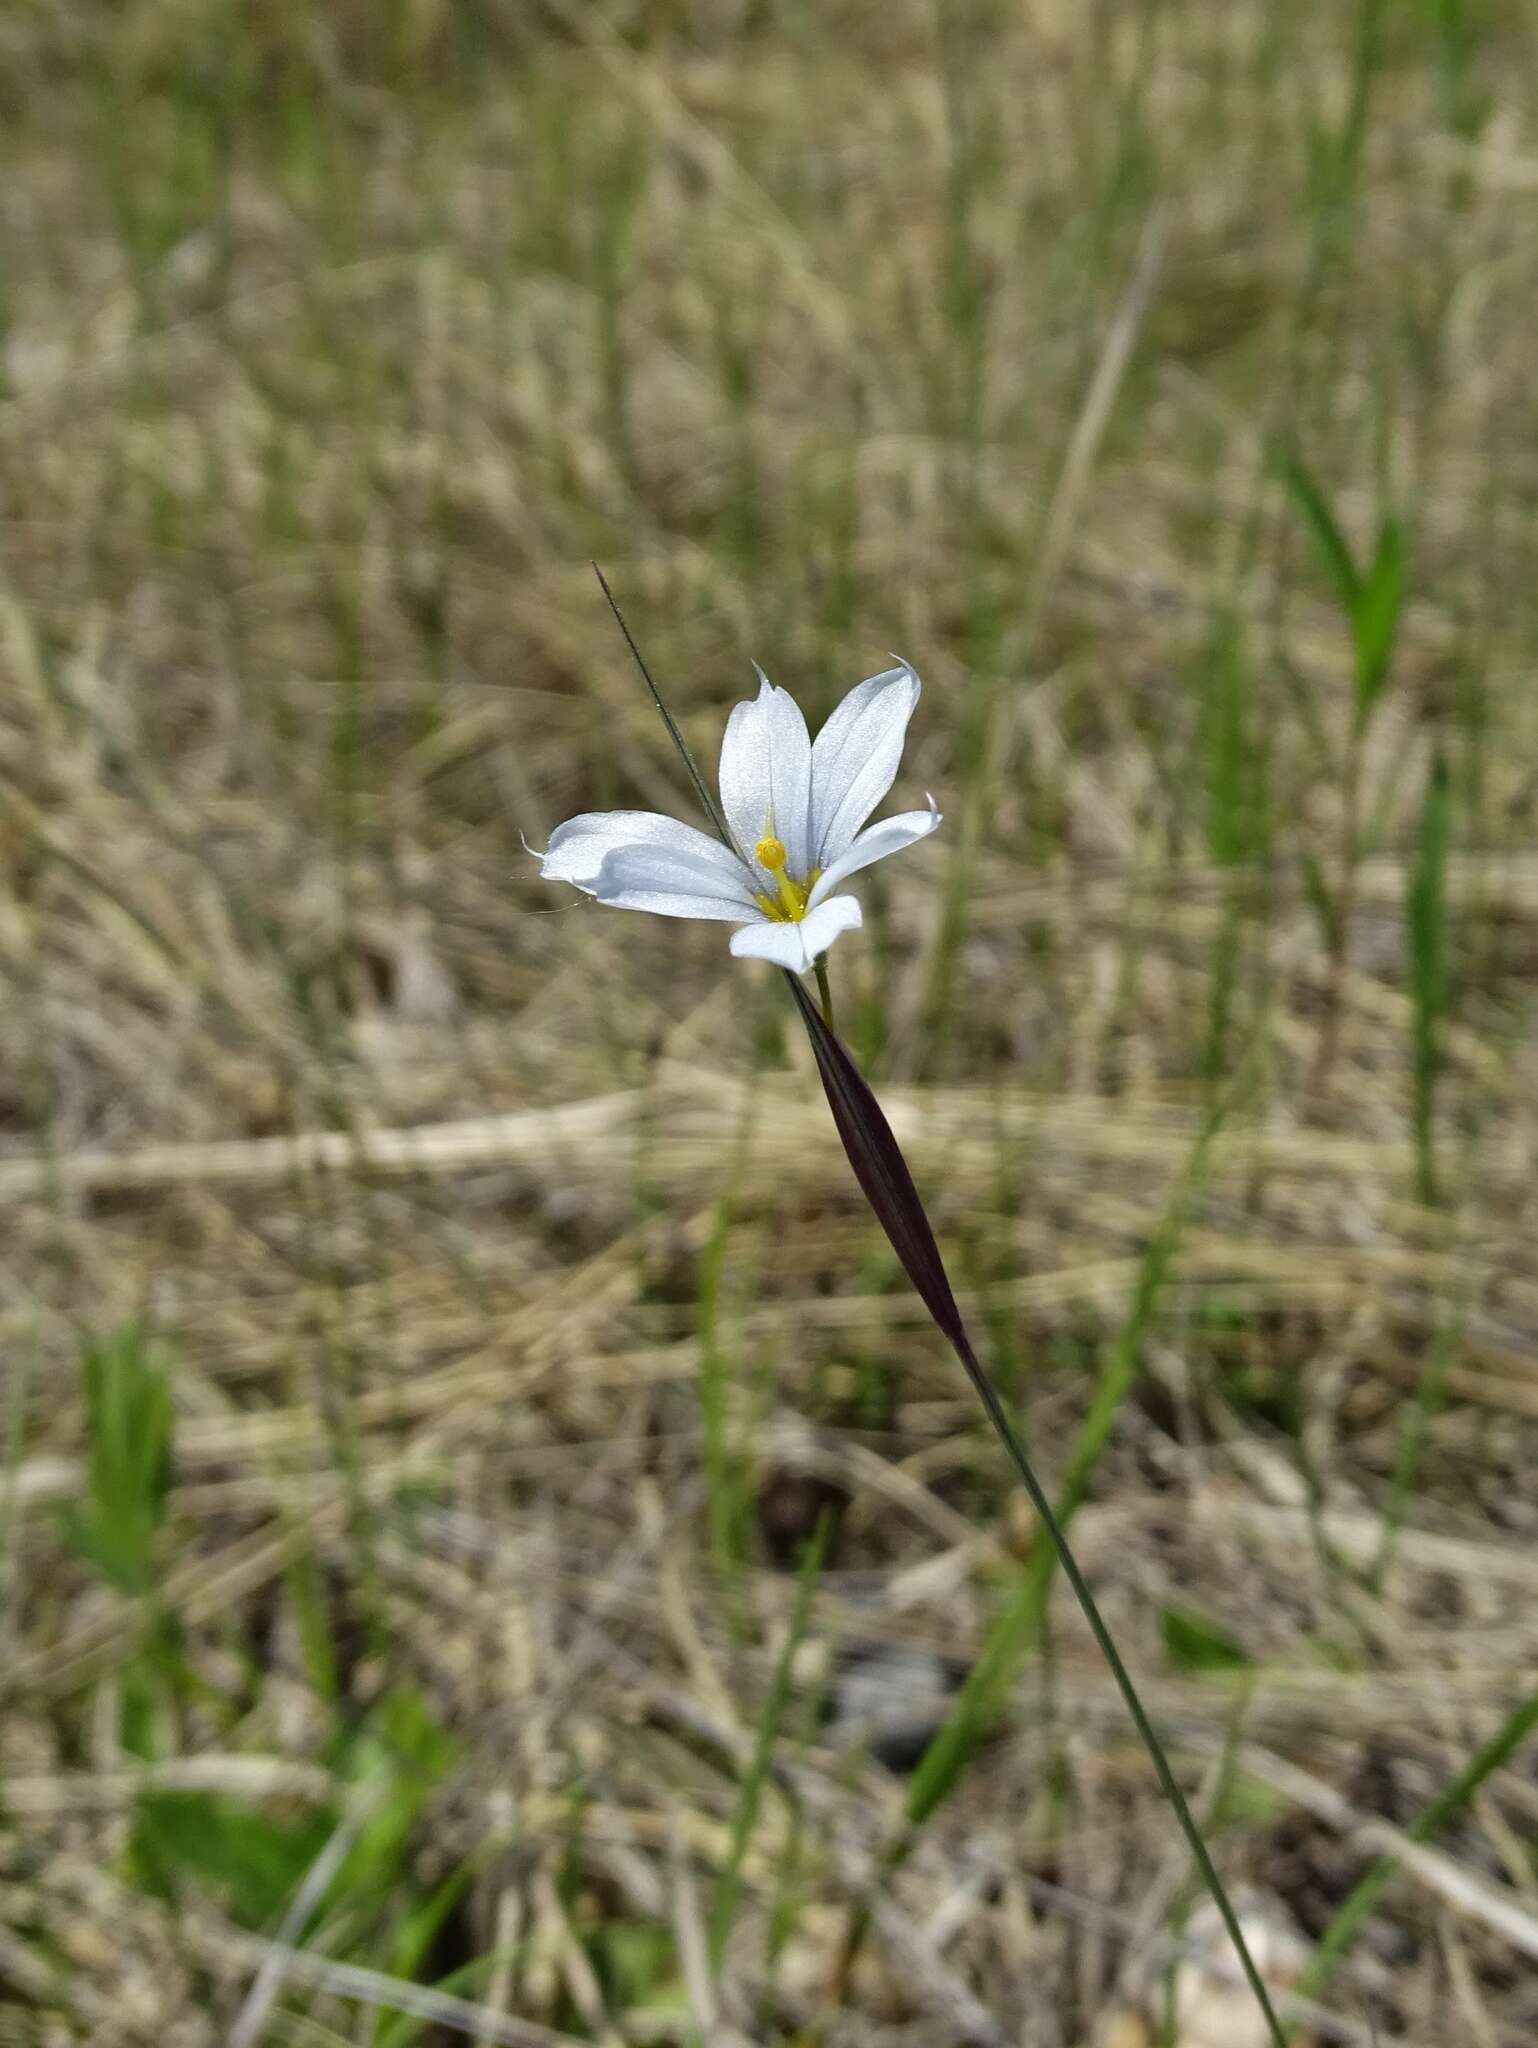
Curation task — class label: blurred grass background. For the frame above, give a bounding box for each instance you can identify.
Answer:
[5,1,1538,2042]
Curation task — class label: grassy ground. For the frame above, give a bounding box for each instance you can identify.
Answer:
[5,1,1538,2042]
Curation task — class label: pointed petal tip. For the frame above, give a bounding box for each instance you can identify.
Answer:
[720,670,814,877]
[805,802,942,908]
[751,663,803,717]
[809,664,927,867]
[877,655,920,700]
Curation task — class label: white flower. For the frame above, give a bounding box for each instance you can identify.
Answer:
[537,662,941,972]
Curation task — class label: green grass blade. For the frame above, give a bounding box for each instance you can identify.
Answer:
[61,1323,172,1600]
[708,1510,828,1973]
[1370,1299,1461,1593]
[1352,514,1406,715]
[1281,451,1361,614]
[1200,617,1262,872]
[698,1195,751,1618]
[1408,750,1451,1204]
[592,563,731,847]
[1295,1682,1538,2017]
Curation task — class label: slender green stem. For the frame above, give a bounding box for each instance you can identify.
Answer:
[952,1352,1286,2048]
[813,958,835,1029]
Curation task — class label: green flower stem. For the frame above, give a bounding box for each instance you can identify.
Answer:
[788,978,1284,2048]
[813,958,835,1029]
[952,1352,1285,2048]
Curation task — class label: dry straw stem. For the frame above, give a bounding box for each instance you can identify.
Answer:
[1233,1740,1538,1970]
[2,1067,1528,1202]
[217,1932,590,2048]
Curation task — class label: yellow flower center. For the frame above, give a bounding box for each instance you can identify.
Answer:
[753,835,820,922]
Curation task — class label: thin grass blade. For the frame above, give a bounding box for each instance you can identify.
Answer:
[591,562,731,845]
[708,1510,828,1972]
[1296,1681,1538,2016]
[1281,450,1361,613]
[1408,749,1451,1205]
[1352,514,1405,715]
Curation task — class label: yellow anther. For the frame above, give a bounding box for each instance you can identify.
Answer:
[752,835,812,921]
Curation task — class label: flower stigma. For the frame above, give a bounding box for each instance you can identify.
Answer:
[753,833,820,923]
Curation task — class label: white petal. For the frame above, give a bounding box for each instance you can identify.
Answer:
[540,810,751,897]
[717,672,814,880]
[728,895,862,970]
[808,661,921,866]
[806,799,941,909]
[591,842,761,922]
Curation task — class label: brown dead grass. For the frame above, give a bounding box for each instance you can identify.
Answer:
[5,4,1538,2045]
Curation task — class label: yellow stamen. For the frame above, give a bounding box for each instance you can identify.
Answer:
[753,835,814,922]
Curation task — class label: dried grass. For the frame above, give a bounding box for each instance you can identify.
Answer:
[4,3,1538,2044]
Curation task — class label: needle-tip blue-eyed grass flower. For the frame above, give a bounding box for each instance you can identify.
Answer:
[535,662,941,975]
[557,582,1288,2048]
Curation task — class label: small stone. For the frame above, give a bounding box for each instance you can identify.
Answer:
[1169,1896,1310,2048]
[755,1467,848,1570]
[827,1645,957,1772]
